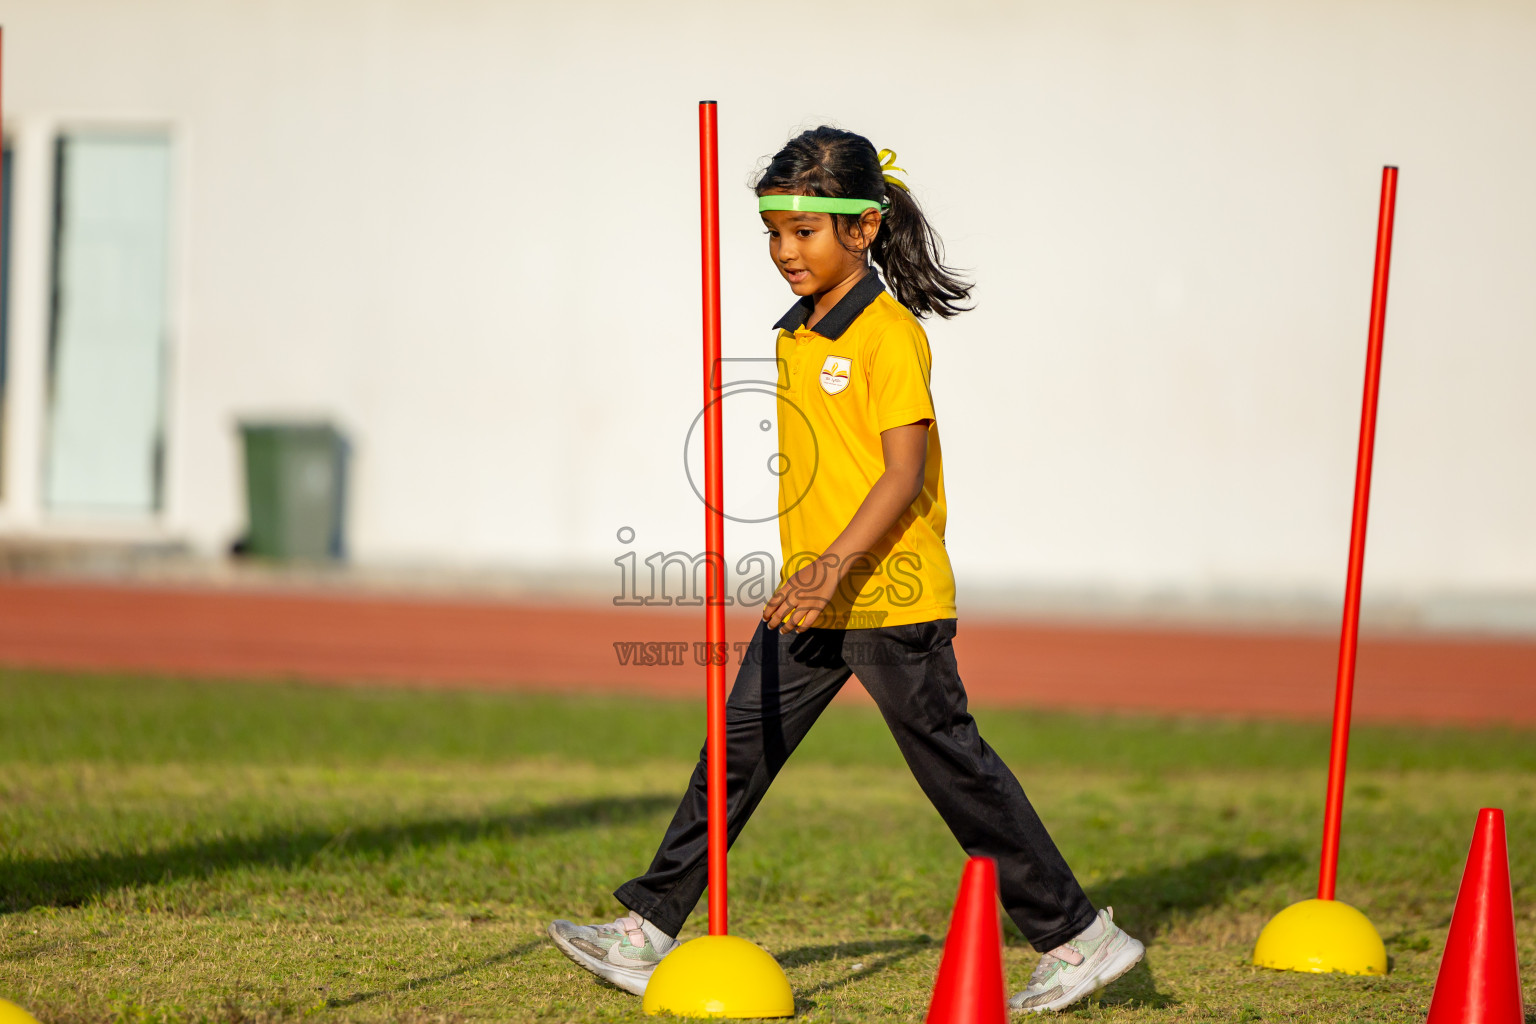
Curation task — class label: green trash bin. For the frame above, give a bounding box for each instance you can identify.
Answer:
[239,422,349,561]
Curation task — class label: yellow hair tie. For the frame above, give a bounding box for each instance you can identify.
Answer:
[878,149,910,193]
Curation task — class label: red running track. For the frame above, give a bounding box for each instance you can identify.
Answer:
[1,580,1532,726]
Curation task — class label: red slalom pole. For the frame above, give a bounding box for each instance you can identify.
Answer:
[698,100,728,936]
[1317,166,1398,902]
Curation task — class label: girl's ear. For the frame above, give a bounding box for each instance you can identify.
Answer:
[859,208,882,246]
[845,209,883,253]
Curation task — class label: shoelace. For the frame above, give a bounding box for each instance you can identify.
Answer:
[1026,954,1062,989]
[604,914,648,948]
[1026,941,1086,989]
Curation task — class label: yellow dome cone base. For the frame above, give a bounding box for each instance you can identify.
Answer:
[0,999,42,1024]
[643,935,795,1018]
[1253,898,1387,975]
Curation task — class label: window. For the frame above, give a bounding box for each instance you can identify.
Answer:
[45,132,172,517]
[0,142,12,500]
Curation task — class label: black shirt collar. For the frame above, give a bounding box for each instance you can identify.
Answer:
[771,272,886,340]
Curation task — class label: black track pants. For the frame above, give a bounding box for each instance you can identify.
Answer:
[613,618,1097,952]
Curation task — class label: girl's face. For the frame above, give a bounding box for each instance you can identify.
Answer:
[760,197,881,299]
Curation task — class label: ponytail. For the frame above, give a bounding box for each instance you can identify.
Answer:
[870,183,973,320]
[754,126,974,320]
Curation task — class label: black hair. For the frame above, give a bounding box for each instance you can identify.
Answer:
[753,126,973,319]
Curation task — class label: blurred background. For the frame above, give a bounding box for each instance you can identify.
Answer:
[0,0,1533,637]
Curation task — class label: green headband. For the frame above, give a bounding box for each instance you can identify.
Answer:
[758,194,886,215]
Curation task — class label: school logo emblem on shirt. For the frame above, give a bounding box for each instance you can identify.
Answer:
[819,356,852,395]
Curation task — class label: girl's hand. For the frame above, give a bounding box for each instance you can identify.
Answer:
[763,556,841,633]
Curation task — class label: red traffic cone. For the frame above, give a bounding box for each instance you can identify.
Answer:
[1426,808,1524,1024]
[925,857,1007,1024]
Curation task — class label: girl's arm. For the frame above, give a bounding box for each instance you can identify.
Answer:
[763,420,930,633]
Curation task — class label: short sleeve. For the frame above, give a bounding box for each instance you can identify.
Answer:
[864,319,936,433]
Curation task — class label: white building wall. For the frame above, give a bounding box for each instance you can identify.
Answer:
[0,0,1532,611]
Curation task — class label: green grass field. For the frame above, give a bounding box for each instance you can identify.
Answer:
[1,668,1532,1023]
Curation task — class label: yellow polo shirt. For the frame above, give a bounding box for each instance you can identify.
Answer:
[773,273,957,629]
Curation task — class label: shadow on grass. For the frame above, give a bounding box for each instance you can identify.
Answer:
[774,937,938,1015]
[1086,847,1305,940]
[325,939,544,1008]
[754,848,1302,1012]
[1094,949,1176,1010]
[1,794,675,914]
[1084,846,1305,1010]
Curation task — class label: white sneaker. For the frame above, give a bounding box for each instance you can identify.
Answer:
[547,913,676,995]
[1009,907,1144,1014]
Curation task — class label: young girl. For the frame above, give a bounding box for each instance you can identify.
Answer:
[549,126,1143,1014]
